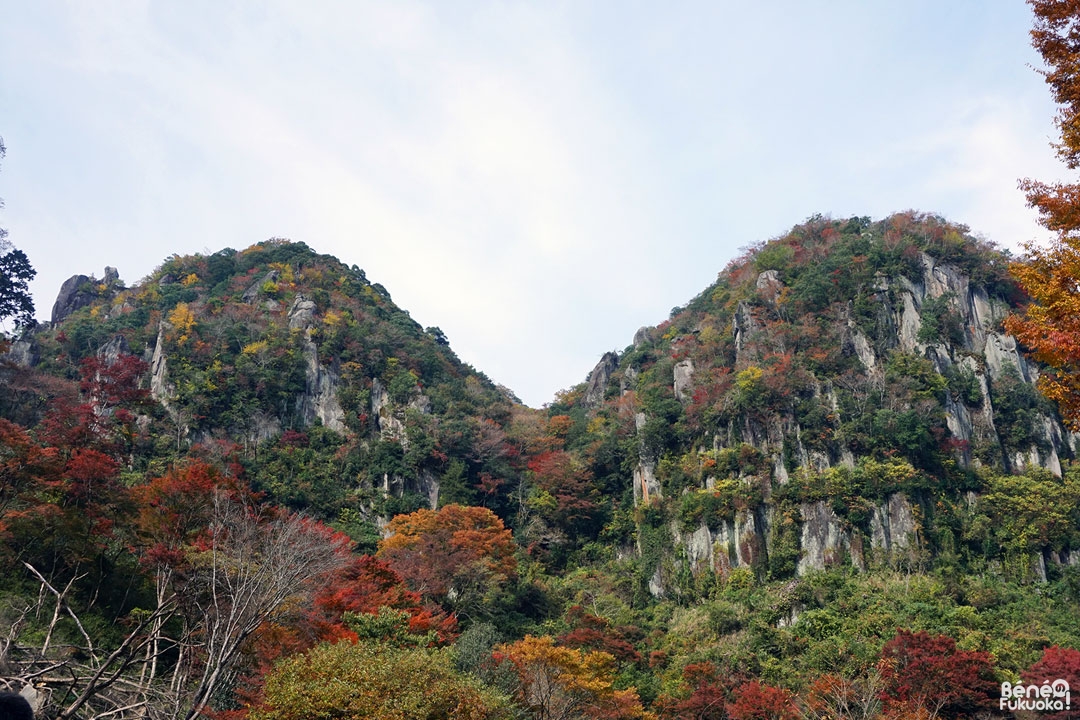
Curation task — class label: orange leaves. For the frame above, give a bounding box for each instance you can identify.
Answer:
[1004,235,1080,430]
[377,504,517,606]
[1008,1,1080,430]
[725,681,799,720]
[307,555,457,644]
[494,635,652,720]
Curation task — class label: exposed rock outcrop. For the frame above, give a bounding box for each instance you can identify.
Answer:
[625,241,1079,591]
[3,340,34,368]
[674,358,695,403]
[242,270,279,304]
[289,294,345,432]
[51,267,122,323]
[582,352,619,408]
[51,274,94,323]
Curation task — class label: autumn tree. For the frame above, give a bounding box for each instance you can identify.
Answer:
[725,681,799,720]
[178,494,351,719]
[493,635,652,720]
[877,629,997,719]
[557,605,642,664]
[656,662,734,720]
[801,672,883,720]
[1021,645,1080,720]
[305,554,457,644]
[1006,0,1080,429]
[377,503,517,617]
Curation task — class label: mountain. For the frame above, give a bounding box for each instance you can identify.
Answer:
[8,239,526,540]
[4,214,1080,719]
[550,211,1078,592]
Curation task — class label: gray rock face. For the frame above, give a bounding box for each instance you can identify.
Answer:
[288,294,318,330]
[287,292,346,430]
[51,274,94,323]
[51,267,123,323]
[756,270,783,303]
[869,493,918,561]
[4,340,34,368]
[673,358,694,403]
[149,323,175,406]
[582,352,619,408]
[97,335,129,366]
[242,270,279,304]
[631,246,1080,593]
[295,340,345,432]
[633,412,663,503]
[633,326,655,348]
[676,507,768,580]
[371,377,404,439]
[797,502,855,575]
[370,377,438,509]
[733,301,758,358]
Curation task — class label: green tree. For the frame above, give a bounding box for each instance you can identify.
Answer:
[253,639,511,720]
[0,137,36,331]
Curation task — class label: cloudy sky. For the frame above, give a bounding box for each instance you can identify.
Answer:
[0,1,1067,407]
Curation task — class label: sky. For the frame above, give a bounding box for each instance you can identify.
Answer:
[0,1,1068,407]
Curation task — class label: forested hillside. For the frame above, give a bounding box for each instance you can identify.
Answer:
[2,217,1080,719]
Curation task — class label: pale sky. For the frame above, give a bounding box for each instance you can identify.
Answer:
[0,1,1067,407]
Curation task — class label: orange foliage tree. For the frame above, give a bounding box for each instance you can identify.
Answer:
[725,681,799,720]
[1006,0,1080,429]
[493,635,652,720]
[377,503,517,615]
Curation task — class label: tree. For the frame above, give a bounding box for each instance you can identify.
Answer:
[252,638,511,720]
[725,681,799,720]
[1006,1,1080,430]
[877,629,997,719]
[377,503,517,616]
[493,635,651,720]
[801,672,883,720]
[1021,645,1080,720]
[0,137,36,332]
[177,494,351,719]
[656,662,734,720]
[305,554,457,644]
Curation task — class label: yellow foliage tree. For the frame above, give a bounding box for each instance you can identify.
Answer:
[167,302,196,345]
[493,635,653,720]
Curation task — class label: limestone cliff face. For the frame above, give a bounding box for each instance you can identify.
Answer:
[370,376,439,509]
[289,295,345,432]
[590,224,1079,587]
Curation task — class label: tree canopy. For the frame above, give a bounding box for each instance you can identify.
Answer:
[1006,0,1080,430]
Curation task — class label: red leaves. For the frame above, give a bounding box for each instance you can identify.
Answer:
[658,662,736,720]
[377,504,517,607]
[79,354,150,409]
[64,448,119,504]
[726,681,799,720]
[1022,646,1080,720]
[133,460,238,569]
[307,555,457,644]
[878,629,997,718]
[528,449,601,533]
[558,606,643,664]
